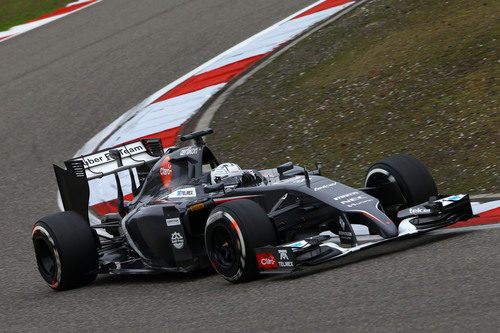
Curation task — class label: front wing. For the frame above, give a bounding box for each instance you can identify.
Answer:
[255,194,473,274]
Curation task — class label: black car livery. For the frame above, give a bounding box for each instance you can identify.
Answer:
[32,129,473,289]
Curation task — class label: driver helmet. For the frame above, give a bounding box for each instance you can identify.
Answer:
[211,163,242,184]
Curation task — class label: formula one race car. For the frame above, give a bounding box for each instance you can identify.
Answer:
[32,129,473,290]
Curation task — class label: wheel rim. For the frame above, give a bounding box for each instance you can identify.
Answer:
[366,168,393,188]
[210,226,238,269]
[34,238,56,278]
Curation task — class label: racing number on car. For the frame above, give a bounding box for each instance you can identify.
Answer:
[159,155,173,188]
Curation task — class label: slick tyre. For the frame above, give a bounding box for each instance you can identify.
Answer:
[205,199,277,283]
[32,211,98,290]
[366,154,438,207]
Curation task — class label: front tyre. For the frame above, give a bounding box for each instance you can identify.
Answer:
[205,200,277,283]
[32,211,98,290]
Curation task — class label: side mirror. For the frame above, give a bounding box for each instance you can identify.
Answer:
[277,162,293,180]
[311,162,322,176]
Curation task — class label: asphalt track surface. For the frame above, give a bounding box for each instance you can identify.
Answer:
[0,0,498,331]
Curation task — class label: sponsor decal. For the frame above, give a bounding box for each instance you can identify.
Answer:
[409,207,431,215]
[160,155,173,188]
[344,199,373,208]
[159,167,172,176]
[80,142,145,168]
[278,249,289,260]
[81,155,106,167]
[287,240,307,248]
[179,146,199,156]
[189,203,205,211]
[313,182,337,191]
[171,232,184,249]
[333,191,359,201]
[276,249,294,268]
[278,261,294,268]
[434,195,464,207]
[282,176,305,184]
[168,187,197,199]
[446,195,464,201]
[256,253,278,269]
[165,218,181,226]
[334,191,373,207]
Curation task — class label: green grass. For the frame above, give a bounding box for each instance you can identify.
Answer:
[0,0,73,32]
[209,0,499,194]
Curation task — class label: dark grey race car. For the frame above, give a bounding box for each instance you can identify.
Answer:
[32,129,473,290]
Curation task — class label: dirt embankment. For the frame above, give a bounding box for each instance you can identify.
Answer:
[208,0,499,193]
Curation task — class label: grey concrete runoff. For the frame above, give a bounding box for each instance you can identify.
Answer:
[0,0,498,331]
[470,193,500,200]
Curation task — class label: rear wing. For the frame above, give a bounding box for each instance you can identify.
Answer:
[54,139,164,223]
[67,139,163,180]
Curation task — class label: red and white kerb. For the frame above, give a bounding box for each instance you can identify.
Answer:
[0,1,102,42]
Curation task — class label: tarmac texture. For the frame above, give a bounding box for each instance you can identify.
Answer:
[0,0,498,331]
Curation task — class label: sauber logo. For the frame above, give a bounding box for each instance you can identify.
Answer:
[256,253,278,269]
[160,155,173,188]
[171,232,184,249]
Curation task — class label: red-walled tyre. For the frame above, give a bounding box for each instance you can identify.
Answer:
[205,199,277,283]
[32,211,98,290]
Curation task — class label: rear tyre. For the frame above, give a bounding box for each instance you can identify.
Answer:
[366,154,438,211]
[205,199,277,283]
[32,211,98,290]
